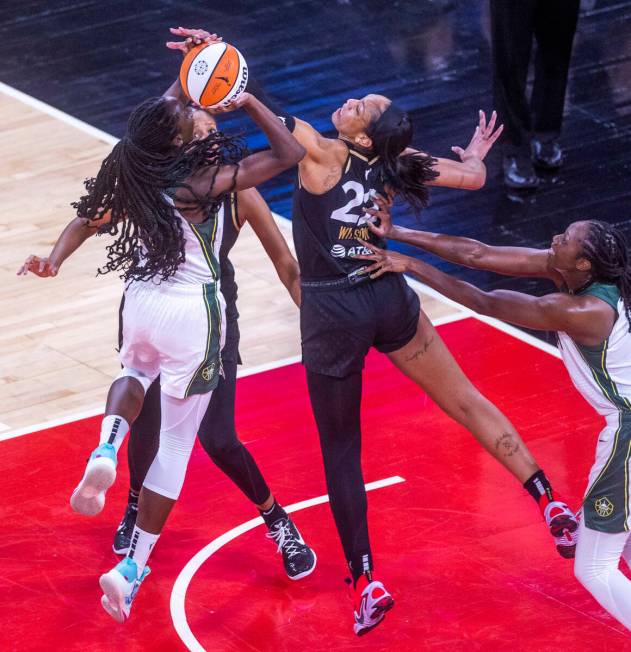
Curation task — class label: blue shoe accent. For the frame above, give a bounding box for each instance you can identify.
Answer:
[115,557,139,584]
[90,443,118,467]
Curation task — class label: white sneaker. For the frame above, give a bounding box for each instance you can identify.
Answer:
[544,500,579,559]
[70,443,117,516]
[99,557,150,623]
[351,575,394,636]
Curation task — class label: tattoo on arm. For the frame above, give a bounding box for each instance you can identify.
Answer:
[404,336,434,362]
[495,432,521,458]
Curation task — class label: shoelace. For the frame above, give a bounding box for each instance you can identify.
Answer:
[266,521,302,558]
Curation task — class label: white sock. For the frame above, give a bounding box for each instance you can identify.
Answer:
[99,415,129,452]
[127,526,159,577]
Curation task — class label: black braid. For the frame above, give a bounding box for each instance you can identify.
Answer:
[72,97,246,282]
[582,220,631,331]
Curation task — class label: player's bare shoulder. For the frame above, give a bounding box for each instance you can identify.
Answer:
[296,120,347,194]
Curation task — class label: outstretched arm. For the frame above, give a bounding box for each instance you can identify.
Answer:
[237,188,301,306]
[365,194,559,281]
[17,217,99,277]
[354,241,613,346]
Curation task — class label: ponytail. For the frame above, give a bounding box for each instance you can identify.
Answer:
[367,103,439,212]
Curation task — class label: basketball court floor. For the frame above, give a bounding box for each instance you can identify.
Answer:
[2,81,631,650]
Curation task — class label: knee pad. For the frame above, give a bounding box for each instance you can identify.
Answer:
[116,367,153,394]
[142,391,211,500]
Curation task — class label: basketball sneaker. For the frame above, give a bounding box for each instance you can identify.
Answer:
[266,517,317,580]
[113,503,138,555]
[70,443,117,516]
[349,574,394,636]
[544,500,579,559]
[99,557,150,624]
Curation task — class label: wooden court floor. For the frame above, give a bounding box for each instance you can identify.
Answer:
[0,85,459,434]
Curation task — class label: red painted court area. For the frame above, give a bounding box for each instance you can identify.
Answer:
[2,318,631,651]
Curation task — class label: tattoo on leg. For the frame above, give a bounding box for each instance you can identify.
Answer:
[495,432,521,457]
[405,337,434,362]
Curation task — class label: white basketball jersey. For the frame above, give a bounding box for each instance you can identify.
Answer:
[134,197,226,289]
[558,284,631,415]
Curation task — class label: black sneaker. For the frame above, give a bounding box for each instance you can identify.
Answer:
[112,503,138,555]
[266,517,317,580]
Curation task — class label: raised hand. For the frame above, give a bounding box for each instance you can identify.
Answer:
[451,110,503,162]
[207,92,253,113]
[365,193,394,239]
[17,255,59,277]
[166,27,222,56]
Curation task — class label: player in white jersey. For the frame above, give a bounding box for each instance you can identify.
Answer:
[357,209,631,631]
[15,30,305,621]
[19,106,317,584]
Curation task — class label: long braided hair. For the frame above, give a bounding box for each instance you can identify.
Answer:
[581,220,631,330]
[72,96,246,282]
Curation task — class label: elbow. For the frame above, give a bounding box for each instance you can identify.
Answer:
[464,242,488,267]
[290,142,307,165]
[280,142,306,168]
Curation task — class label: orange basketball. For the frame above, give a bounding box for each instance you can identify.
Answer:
[180,42,248,108]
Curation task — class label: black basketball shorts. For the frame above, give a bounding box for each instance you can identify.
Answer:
[300,272,420,377]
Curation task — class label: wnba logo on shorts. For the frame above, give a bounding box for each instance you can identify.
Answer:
[202,362,216,381]
[594,496,614,518]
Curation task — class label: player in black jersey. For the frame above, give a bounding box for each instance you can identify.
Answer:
[19,107,317,583]
[169,28,577,636]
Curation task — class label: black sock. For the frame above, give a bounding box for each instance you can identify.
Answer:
[349,552,373,585]
[128,489,140,509]
[260,500,288,528]
[523,470,554,506]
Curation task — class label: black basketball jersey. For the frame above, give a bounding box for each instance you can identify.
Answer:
[217,192,241,313]
[292,141,386,280]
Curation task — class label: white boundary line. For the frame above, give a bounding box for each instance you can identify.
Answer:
[0,355,303,443]
[236,354,301,378]
[170,475,406,652]
[0,406,105,443]
[0,81,118,145]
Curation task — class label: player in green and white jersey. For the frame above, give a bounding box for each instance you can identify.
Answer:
[358,207,631,632]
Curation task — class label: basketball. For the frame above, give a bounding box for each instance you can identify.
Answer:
[180,42,248,108]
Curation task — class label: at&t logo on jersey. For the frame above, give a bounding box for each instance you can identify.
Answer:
[330,244,346,258]
[330,243,372,259]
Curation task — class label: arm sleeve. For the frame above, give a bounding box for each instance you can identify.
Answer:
[246,75,296,132]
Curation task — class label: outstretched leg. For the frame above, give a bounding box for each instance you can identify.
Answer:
[388,311,577,556]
